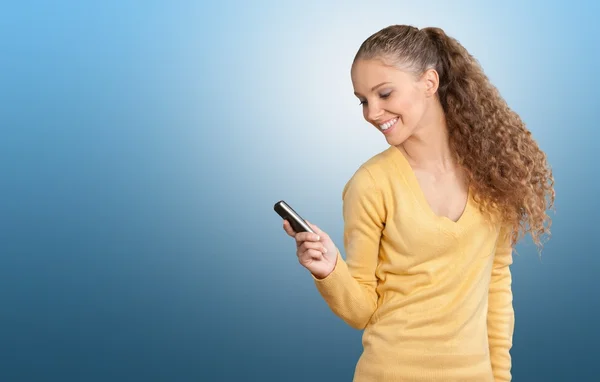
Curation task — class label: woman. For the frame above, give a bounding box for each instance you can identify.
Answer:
[282,25,555,382]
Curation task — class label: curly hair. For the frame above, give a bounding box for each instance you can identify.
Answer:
[354,25,555,251]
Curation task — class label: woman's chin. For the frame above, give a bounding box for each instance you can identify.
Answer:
[384,130,407,146]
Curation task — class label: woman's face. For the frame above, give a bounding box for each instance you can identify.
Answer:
[351,58,437,146]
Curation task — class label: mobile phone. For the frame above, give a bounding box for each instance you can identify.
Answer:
[274,200,315,234]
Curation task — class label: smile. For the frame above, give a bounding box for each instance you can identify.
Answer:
[380,117,398,131]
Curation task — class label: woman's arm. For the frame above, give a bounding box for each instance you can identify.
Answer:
[487,225,515,381]
[312,166,385,330]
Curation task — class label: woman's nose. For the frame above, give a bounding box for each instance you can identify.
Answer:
[368,104,384,122]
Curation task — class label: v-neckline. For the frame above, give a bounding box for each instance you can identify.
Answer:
[388,145,474,233]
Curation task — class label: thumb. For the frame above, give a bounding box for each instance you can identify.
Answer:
[306,220,325,236]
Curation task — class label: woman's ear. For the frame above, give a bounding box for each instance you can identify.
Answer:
[421,68,439,97]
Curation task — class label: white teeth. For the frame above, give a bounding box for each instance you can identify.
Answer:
[380,118,398,130]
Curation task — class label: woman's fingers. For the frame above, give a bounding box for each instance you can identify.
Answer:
[298,248,323,264]
[282,220,296,237]
[299,240,328,254]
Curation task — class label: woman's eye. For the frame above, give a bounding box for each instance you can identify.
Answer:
[380,92,391,99]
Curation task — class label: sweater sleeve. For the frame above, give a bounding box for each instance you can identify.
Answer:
[487,224,515,381]
[312,166,385,330]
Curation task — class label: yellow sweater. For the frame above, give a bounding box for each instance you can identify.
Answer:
[313,145,514,382]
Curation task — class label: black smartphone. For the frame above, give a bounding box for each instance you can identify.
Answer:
[274,200,315,234]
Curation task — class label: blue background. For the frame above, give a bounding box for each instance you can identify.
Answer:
[1,1,598,381]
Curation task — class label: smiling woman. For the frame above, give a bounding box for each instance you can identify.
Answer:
[283,24,555,382]
[351,26,555,247]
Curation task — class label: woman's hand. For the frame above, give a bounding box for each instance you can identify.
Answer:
[282,219,338,279]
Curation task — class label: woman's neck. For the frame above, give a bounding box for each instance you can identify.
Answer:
[398,102,455,173]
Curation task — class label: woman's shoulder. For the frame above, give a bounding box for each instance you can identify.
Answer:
[347,146,399,184]
[342,146,398,195]
[362,145,397,168]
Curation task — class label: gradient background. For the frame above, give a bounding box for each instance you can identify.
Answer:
[1,1,598,381]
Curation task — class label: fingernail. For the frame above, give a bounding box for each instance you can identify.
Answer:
[316,235,320,241]
[323,248,328,253]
